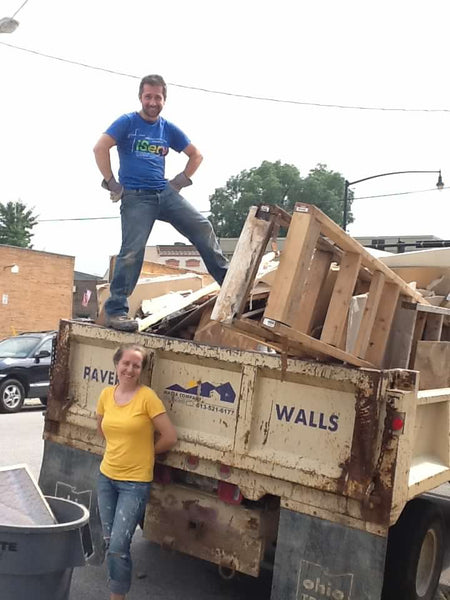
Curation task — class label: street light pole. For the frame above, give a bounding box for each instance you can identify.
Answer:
[342,169,444,232]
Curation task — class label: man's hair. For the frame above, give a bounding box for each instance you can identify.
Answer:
[113,344,149,370]
[139,74,167,99]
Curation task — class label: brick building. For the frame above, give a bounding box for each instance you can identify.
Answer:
[0,246,74,339]
[144,243,205,272]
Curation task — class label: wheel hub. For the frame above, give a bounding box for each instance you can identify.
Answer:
[416,528,437,597]
[3,385,22,409]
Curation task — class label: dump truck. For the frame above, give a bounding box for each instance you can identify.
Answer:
[39,318,450,600]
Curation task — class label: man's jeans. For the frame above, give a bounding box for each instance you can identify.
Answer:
[97,472,151,595]
[105,185,229,317]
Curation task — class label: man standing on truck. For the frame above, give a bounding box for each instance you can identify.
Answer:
[94,74,228,333]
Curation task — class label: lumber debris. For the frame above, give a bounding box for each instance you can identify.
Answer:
[210,203,447,370]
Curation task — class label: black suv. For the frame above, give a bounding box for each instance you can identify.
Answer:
[0,331,56,413]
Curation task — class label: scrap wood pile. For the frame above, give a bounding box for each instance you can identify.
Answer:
[98,204,450,385]
[209,203,450,371]
[97,264,220,339]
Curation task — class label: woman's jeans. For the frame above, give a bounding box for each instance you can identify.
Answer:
[105,185,229,317]
[97,472,151,595]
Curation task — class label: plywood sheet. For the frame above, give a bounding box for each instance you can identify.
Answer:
[98,273,204,318]
[414,341,450,390]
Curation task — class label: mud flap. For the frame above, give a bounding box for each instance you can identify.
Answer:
[271,509,387,600]
[38,440,104,565]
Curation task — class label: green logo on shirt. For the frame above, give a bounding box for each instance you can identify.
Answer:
[135,139,168,156]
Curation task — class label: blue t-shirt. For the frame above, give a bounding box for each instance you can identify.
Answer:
[105,112,190,190]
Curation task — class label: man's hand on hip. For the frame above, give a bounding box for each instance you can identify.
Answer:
[169,172,192,192]
[101,175,124,202]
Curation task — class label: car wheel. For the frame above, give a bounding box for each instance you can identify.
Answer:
[0,379,25,413]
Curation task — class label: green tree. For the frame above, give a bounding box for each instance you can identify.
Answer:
[0,201,38,248]
[300,163,354,227]
[209,161,353,237]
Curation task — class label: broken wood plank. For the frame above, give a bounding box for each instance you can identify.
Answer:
[163,297,216,338]
[408,311,427,369]
[353,270,385,359]
[231,318,315,359]
[260,317,374,368]
[291,249,333,334]
[196,321,261,351]
[264,208,321,327]
[423,313,445,341]
[211,206,277,325]
[195,302,261,351]
[383,296,418,369]
[141,291,192,317]
[320,252,362,348]
[401,301,450,316]
[138,282,219,331]
[365,282,400,367]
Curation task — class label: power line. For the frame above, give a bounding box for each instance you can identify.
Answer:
[38,216,119,222]
[37,210,211,223]
[2,40,450,113]
[0,41,138,79]
[353,185,450,200]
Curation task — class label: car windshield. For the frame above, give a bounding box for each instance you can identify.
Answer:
[0,337,40,358]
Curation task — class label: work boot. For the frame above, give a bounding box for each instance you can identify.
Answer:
[106,314,139,333]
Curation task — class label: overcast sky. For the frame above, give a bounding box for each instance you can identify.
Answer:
[1,0,449,276]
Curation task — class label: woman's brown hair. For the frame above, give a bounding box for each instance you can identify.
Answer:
[113,344,148,370]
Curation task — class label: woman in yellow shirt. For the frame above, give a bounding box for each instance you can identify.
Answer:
[96,343,177,600]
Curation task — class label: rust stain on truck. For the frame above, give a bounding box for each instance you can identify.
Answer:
[336,373,385,508]
[45,321,72,426]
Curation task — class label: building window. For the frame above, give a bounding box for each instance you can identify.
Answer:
[186,259,200,268]
[165,259,180,267]
[371,238,385,251]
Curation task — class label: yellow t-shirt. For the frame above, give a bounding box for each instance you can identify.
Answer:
[96,385,166,482]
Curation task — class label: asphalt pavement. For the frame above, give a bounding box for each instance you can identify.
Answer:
[71,536,273,600]
[1,402,449,600]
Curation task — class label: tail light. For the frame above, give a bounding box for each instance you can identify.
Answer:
[218,481,243,505]
[391,413,405,434]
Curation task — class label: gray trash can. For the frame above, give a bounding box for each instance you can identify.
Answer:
[0,495,92,600]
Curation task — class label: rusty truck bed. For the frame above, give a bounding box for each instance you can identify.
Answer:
[44,320,450,536]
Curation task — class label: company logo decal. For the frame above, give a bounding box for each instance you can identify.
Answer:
[163,380,236,415]
[297,560,353,600]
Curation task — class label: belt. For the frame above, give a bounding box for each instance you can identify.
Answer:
[124,188,165,193]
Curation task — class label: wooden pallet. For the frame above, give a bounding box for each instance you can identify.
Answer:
[212,203,431,368]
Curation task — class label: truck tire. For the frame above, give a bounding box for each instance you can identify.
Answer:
[382,498,444,600]
[0,378,25,413]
